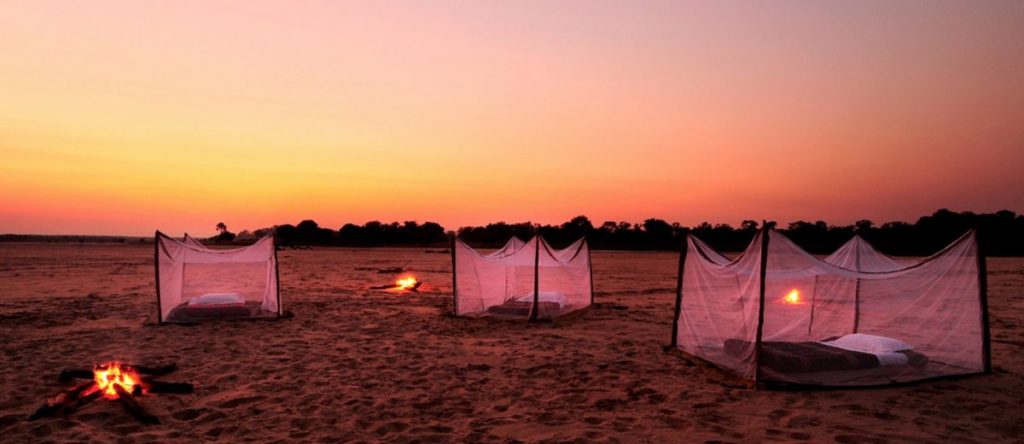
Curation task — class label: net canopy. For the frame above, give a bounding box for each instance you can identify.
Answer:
[156,231,281,323]
[182,233,209,250]
[673,228,988,387]
[454,236,593,320]
[824,235,915,272]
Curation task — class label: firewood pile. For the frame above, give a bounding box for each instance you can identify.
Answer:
[29,362,193,424]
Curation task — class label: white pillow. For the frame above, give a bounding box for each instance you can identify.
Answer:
[823,333,913,353]
[189,292,246,306]
[515,292,567,308]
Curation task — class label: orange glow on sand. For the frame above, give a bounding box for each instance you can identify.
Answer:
[93,363,142,399]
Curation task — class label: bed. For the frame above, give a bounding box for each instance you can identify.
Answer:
[723,334,929,384]
[485,292,567,318]
[165,293,270,322]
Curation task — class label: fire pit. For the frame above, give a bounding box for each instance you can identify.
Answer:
[29,362,193,424]
[371,274,422,293]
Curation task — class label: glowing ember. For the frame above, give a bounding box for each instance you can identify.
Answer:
[93,363,142,399]
[783,289,801,305]
[396,276,418,291]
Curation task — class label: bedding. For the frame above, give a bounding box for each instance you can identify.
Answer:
[485,301,564,318]
[513,291,567,308]
[187,292,246,307]
[819,333,913,354]
[166,298,268,322]
[724,338,928,374]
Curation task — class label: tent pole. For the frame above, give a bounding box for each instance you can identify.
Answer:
[808,275,818,336]
[451,234,458,316]
[587,238,595,306]
[274,234,282,317]
[753,224,770,388]
[976,230,991,373]
[853,237,861,333]
[154,231,163,324]
[529,233,540,322]
[671,235,688,348]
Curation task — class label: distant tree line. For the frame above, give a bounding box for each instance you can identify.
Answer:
[268,220,448,247]
[214,209,1023,256]
[454,209,1024,256]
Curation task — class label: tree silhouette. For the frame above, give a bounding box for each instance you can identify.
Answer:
[215,209,1024,256]
[214,222,235,242]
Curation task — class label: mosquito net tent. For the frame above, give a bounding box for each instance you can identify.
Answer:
[672,228,989,387]
[824,235,915,272]
[155,231,281,323]
[453,236,593,320]
[182,233,209,249]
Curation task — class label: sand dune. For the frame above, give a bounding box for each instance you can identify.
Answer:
[0,243,1021,442]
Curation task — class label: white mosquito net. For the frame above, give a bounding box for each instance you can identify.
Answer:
[824,235,915,272]
[182,233,209,250]
[454,236,593,320]
[673,228,988,387]
[155,231,281,323]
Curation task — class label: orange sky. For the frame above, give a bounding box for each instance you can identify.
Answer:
[1,1,1022,236]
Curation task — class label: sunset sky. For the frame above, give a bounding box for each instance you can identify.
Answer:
[2,1,1022,236]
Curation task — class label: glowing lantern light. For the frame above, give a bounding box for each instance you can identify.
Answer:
[783,289,801,305]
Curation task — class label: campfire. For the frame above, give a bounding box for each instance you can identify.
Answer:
[370,274,422,292]
[395,276,419,291]
[94,362,141,399]
[30,362,193,424]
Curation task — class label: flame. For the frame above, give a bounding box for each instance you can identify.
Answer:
[93,363,142,399]
[783,288,800,305]
[396,276,418,291]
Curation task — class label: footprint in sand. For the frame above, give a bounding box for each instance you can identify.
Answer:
[834,435,889,444]
[195,410,229,425]
[766,408,790,425]
[171,408,208,421]
[374,421,410,436]
[216,395,265,409]
[785,414,822,428]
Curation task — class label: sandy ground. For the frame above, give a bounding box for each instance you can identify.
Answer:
[0,242,1021,443]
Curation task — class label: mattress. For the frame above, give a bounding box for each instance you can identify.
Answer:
[514,291,567,308]
[485,301,564,318]
[165,300,265,322]
[724,339,928,374]
[188,292,246,306]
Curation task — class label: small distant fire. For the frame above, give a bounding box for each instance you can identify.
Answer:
[782,288,801,305]
[396,276,418,291]
[370,274,422,292]
[93,363,142,399]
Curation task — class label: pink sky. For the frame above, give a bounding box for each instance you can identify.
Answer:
[1,1,1022,236]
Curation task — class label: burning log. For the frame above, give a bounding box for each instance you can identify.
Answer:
[144,380,194,394]
[371,275,422,292]
[28,380,94,421]
[113,384,159,424]
[64,389,103,415]
[59,362,178,382]
[58,369,93,383]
